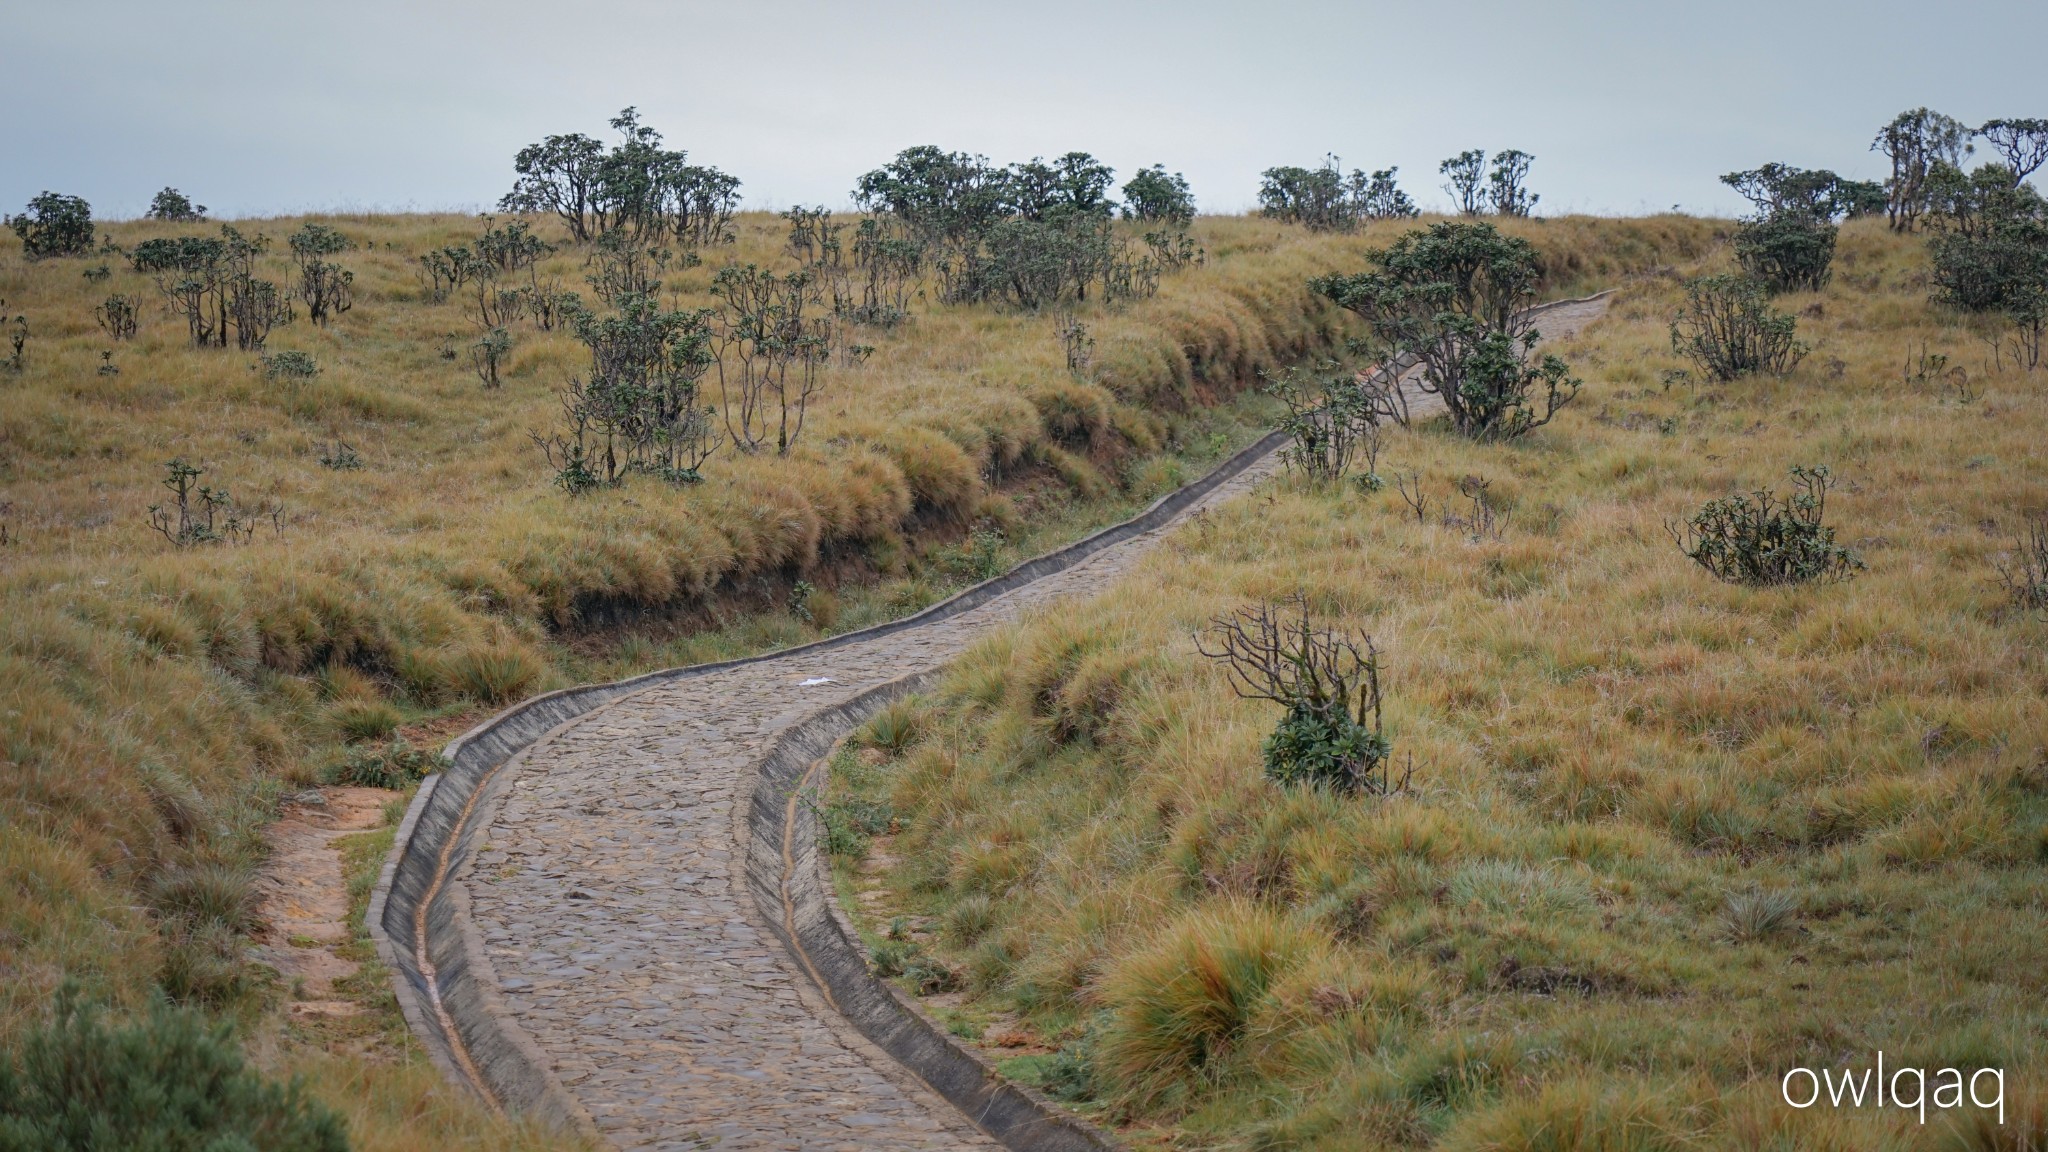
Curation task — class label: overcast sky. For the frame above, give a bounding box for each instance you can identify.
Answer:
[5,0,2043,221]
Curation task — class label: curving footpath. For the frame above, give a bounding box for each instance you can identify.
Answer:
[368,294,1613,1151]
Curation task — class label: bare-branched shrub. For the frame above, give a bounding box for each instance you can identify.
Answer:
[8,192,94,259]
[1670,275,1808,380]
[4,313,25,373]
[146,459,262,547]
[471,327,511,389]
[1316,221,1579,440]
[1667,465,1862,586]
[1058,316,1093,374]
[1996,513,2048,611]
[288,224,354,327]
[711,264,828,455]
[1264,361,1379,484]
[147,187,207,222]
[96,293,139,341]
[848,217,919,327]
[1197,596,1405,795]
[1979,119,2048,185]
[1444,474,1510,542]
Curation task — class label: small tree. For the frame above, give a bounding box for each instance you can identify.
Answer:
[1487,150,1538,217]
[1197,596,1404,795]
[1668,465,1861,586]
[1979,119,2048,186]
[1315,221,1580,441]
[1440,150,1487,216]
[288,224,354,327]
[1121,164,1195,225]
[1358,168,1418,219]
[1671,275,1807,380]
[146,187,207,222]
[8,192,94,259]
[1264,361,1379,484]
[1721,164,1846,292]
[1259,158,1352,231]
[147,458,258,546]
[1871,108,1974,232]
[712,265,828,454]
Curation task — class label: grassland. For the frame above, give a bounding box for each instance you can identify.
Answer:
[0,207,1715,1146]
[827,219,2048,1151]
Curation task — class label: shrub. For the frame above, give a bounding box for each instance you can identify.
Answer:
[1721,163,1852,291]
[317,440,362,470]
[1667,465,1862,587]
[288,223,354,327]
[259,349,318,382]
[1197,595,1404,794]
[1927,173,2047,368]
[146,186,207,222]
[0,989,347,1152]
[146,458,259,547]
[1264,360,1379,484]
[1316,221,1581,440]
[471,326,511,389]
[1669,275,1807,380]
[1996,513,2048,611]
[94,293,139,341]
[1121,164,1195,225]
[7,192,93,259]
[139,227,292,350]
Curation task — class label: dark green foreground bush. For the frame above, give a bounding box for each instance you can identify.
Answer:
[0,990,347,1151]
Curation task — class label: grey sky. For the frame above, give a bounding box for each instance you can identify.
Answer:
[5,0,2043,221]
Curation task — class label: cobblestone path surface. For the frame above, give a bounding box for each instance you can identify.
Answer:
[461,299,1609,1150]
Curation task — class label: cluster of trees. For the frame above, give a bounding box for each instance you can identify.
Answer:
[1257,156,1416,232]
[1440,149,1538,217]
[130,228,296,351]
[501,107,740,248]
[850,147,1195,309]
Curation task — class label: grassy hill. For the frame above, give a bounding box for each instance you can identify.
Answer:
[828,219,2048,1151]
[0,209,1715,1147]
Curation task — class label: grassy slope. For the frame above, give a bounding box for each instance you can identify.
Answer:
[830,219,2048,1151]
[0,206,1711,1145]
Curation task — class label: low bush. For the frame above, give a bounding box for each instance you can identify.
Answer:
[1669,274,1806,380]
[0,989,347,1152]
[1198,596,1402,794]
[7,193,93,260]
[1667,465,1861,586]
[1264,360,1379,485]
[327,737,443,789]
[1996,512,2048,610]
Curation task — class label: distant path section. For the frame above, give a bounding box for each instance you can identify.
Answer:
[372,294,1614,1151]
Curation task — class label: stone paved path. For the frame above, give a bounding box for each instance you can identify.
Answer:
[460,298,1610,1150]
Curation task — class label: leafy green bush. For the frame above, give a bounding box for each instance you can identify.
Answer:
[1264,360,1380,484]
[0,989,348,1151]
[1667,465,1862,587]
[1316,221,1580,441]
[1670,275,1807,380]
[1257,156,1415,231]
[8,193,94,260]
[1120,164,1194,225]
[146,187,207,223]
[1927,168,2046,367]
[1722,164,1850,292]
[259,350,318,382]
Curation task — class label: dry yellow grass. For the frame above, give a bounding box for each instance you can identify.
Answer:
[0,207,1713,1146]
[833,219,2048,1150]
